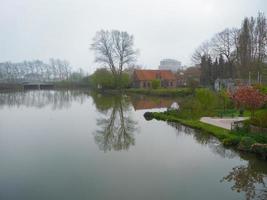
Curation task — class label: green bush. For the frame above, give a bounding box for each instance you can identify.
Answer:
[223,137,240,146]
[251,143,267,158]
[250,110,267,128]
[120,73,132,88]
[187,78,199,93]
[151,79,160,89]
[143,112,153,121]
[195,88,219,110]
[238,137,256,151]
[127,88,192,97]
[90,68,115,89]
[90,68,131,90]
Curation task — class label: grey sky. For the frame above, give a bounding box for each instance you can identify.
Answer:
[1,0,267,73]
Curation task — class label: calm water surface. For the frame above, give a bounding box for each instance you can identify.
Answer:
[0,90,266,200]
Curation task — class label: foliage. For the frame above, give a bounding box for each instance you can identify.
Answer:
[126,88,193,97]
[194,12,267,85]
[90,68,115,89]
[143,112,153,121]
[218,89,231,112]
[250,110,267,128]
[187,78,199,93]
[69,71,84,81]
[195,88,219,110]
[91,30,138,89]
[90,68,132,90]
[120,73,132,88]
[222,137,240,146]
[230,86,267,117]
[254,84,267,94]
[251,143,267,158]
[238,137,256,151]
[151,79,160,89]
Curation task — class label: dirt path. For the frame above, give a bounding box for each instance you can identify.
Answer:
[200,117,249,130]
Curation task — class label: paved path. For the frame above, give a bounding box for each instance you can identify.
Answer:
[200,117,249,130]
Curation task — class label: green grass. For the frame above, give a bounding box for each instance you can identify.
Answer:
[150,111,230,140]
[126,88,192,97]
[0,83,23,91]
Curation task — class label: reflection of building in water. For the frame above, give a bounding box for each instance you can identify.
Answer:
[131,97,174,110]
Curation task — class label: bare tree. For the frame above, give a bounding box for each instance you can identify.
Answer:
[211,28,239,64]
[0,59,73,83]
[255,12,267,62]
[191,41,212,64]
[91,30,138,88]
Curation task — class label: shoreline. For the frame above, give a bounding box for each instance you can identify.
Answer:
[145,111,267,160]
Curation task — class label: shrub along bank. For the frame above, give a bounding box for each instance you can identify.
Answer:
[126,88,193,97]
[0,83,23,91]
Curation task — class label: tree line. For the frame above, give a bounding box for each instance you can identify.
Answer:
[193,12,267,86]
[0,58,73,83]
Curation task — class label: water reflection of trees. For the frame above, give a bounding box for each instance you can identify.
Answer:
[221,155,267,200]
[168,122,267,200]
[0,90,88,110]
[168,122,238,159]
[92,93,137,152]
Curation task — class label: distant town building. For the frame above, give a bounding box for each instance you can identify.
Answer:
[159,59,182,72]
[133,69,177,88]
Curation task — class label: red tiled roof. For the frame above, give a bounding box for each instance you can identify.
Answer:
[134,70,176,81]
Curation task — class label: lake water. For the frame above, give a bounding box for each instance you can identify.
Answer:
[0,90,266,200]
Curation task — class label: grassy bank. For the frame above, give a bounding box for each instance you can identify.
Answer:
[126,88,193,97]
[0,83,23,91]
[146,111,267,159]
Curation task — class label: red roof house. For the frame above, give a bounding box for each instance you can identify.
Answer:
[133,70,177,88]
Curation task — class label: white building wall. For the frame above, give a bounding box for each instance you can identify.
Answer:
[159,59,182,72]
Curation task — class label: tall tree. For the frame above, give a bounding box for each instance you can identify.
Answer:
[192,41,212,64]
[212,28,238,64]
[91,30,138,88]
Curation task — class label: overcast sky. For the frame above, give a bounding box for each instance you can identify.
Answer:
[1,0,267,73]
